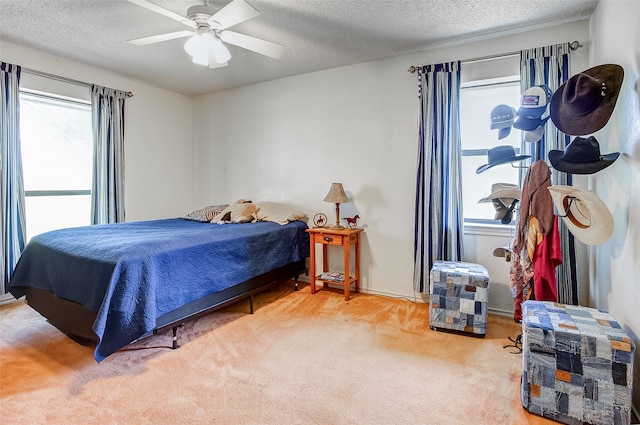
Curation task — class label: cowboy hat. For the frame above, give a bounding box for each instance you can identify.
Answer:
[476,145,531,174]
[548,136,620,174]
[478,182,522,204]
[478,182,522,223]
[478,183,522,224]
[492,246,512,261]
[550,64,624,136]
[547,185,613,246]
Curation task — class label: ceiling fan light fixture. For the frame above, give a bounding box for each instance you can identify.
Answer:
[184,30,205,57]
[191,51,209,66]
[184,27,231,67]
[211,34,231,63]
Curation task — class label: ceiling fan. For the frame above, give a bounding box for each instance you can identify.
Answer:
[126,0,285,69]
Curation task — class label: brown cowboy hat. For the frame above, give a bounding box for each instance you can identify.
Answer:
[550,64,624,136]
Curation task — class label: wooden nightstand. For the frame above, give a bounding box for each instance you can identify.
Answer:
[305,227,363,301]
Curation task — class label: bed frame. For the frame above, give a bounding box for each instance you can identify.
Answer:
[24,259,306,349]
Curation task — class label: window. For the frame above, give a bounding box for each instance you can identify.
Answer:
[460,76,522,225]
[20,90,92,240]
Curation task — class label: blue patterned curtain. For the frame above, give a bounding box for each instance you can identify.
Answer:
[520,43,578,305]
[0,62,27,294]
[413,61,464,294]
[91,85,126,224]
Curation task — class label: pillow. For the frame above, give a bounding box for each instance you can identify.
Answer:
[211,203,258,224]
[253,202,308,225]
[183,204,228,222]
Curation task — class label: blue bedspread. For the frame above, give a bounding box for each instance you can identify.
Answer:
[9,218,309,362]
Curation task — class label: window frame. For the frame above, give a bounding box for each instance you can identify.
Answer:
[19,88,93,239]
[459,75,523,229]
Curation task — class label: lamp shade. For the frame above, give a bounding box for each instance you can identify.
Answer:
[323,183,350,204]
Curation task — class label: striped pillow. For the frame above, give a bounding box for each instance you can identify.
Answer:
[183,204,229,222]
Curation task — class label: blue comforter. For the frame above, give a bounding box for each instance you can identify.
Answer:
[9,218,309,362]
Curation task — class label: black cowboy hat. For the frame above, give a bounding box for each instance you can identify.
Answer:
[476,145,530,174]
[548,136,619,174]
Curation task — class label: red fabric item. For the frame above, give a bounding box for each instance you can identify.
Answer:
[513,285,532,323]
[532,215,562,302]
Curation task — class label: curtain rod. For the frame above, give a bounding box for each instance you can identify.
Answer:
[21,67,134,97]
[407,40,583,74]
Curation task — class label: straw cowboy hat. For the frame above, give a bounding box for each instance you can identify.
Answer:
[476,145,531,174]
[549,136,620,174]
[478,182,522,204]
[547,185,613,246]
[478,182,522,221]
[550,64,624,136]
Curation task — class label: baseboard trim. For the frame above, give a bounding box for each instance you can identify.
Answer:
[300,276,519,316]
[488,307,515,318]
[0,292,18,306]
[359,287,428,304]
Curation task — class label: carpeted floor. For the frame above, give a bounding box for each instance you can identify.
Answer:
[0,281,558,424]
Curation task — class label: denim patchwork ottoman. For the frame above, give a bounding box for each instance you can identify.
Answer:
[429,261,489,336]
[521,301,635,425]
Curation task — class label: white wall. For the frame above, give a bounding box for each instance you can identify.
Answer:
[0,42,194,222]
[193,21,590,310]
[3,8,636,411]
[588,0,640,411]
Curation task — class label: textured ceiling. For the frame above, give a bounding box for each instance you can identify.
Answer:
[0,0,598,96]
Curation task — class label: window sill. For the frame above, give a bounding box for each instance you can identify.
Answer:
[463,222,515,237]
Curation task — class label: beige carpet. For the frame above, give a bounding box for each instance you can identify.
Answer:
[0,281,557,425]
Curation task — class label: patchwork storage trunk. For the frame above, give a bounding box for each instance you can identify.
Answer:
[429,261,489,336]
[521,301,635,425]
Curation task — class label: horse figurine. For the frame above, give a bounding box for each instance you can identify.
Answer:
[345,215,360,228]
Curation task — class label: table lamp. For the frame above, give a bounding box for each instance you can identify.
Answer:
[323,183,350,229]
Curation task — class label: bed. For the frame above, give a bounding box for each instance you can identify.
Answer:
[8,209,309,362]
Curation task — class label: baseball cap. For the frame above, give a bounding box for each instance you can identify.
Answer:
[490,104,516,139]
[517,85,553,119]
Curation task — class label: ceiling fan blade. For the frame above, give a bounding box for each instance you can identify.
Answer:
[128,30,193,46]
[220,31,285,59]
[208,0,260,30]
[127,0,196,28]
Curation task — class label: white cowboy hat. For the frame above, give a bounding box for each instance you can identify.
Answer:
[547,185,613,246]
